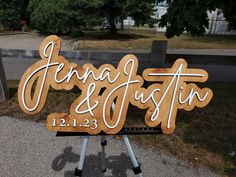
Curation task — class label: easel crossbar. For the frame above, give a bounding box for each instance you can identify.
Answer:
[56,127,162,136]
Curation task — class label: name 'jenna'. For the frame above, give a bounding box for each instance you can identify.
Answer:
[18,35,213,135]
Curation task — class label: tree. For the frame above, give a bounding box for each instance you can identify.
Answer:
[27,0,103,34]
[0,0,21,30]
[159,0,236,38]
[118,1,129,31]
[27,0,156,35]
[97,0,156,34]
[19,0,30,23]
[127,0,156,27]
[28,0,74,33]
[98,0,124,35]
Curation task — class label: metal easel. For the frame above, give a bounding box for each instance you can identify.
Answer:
[56,103,162,177]
[74,134,143,177]
[74,102,143,177]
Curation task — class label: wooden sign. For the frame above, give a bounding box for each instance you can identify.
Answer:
[18,35,213,135]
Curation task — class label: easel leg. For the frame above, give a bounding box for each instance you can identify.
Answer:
[101,136,107,173]
[123,135,143,177]
[74,136,89,177]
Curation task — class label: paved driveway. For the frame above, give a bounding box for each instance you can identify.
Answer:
[0,116,221,177]
[0,34,74,51]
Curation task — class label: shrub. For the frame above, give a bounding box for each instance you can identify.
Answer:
[28,0,78,34]
[0,0,21,30]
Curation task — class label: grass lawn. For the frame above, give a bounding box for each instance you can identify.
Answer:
[69,28,236,50]
[0,80,235,177]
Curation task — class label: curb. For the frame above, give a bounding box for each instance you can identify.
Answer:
[0,31,38,36]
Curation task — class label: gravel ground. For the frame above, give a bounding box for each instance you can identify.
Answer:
[0,116,221,177]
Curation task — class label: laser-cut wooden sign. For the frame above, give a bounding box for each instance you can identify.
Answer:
[18,35,213,135]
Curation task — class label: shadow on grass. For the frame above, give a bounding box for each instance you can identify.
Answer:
[9,87,18,98]
[125,82,236,176]
[52,146,134,177]
[36,30,150,41]
[176,82,236,175]
[74,32,150,41]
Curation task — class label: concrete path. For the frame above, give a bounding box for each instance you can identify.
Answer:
[2,57,236,81]
[0,116,221,177]
[167,49,236,56]
[0,34,74,51]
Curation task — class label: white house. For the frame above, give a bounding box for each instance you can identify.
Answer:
[123,16,135,27]
[154,1,236,35]
[207,9,236,35]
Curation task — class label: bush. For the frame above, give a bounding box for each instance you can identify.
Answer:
[28,0,78,34]
[27,0,104,34]
[0,0,21,30]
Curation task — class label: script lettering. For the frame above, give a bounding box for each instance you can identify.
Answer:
[18,35,213,135]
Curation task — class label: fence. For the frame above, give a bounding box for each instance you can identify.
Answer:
[0,50,9,102]
[1,40,236,101]
[1,42,235,67]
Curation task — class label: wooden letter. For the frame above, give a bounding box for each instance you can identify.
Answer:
[18,36,213,135]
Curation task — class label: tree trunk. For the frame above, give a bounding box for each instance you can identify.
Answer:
[135,19,140,28]
[109,15,117,35]
[120,17,124,31]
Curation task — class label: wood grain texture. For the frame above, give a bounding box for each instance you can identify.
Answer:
[18,35,213,135]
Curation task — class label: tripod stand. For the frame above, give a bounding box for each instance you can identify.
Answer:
[74,135,143,177]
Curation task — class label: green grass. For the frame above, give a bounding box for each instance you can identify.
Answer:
[1,81,235,176]
[68,28,236,50]
[126,82,236,176]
